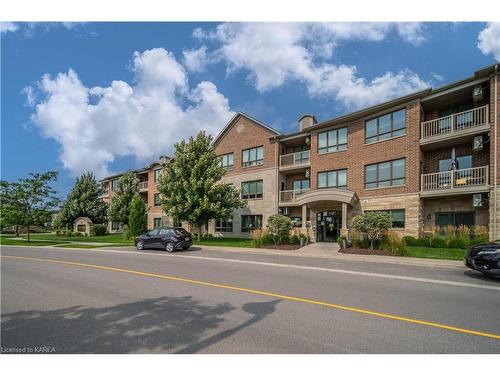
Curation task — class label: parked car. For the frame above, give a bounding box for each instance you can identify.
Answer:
[135,227,192,252]
[464,242,500,277]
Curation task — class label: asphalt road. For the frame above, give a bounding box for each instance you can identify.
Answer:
[1,245,499,353]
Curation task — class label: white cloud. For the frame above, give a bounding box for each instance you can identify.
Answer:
[204,23,428,108]
[429,72,445,83]
[395,23,427,46]
[27,48,234,178]
[182,45,212,73]
[478,22,500,61]
[0,22,19,34]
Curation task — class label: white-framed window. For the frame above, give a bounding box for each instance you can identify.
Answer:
[111,179,119,192]
[154,169,162,183]
[219,153,234,169]
[241,180,263,199]
[242,146,264,167]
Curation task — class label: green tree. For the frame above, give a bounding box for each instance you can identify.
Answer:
[108,171,139,227]
[0,172,60,241]
[157,131,246,240]
[128,194,147,238]
[349,211,392,249]
[59,172,108,226]
[267,214,293,245]
[0,196,22,236]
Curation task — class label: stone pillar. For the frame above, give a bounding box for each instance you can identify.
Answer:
[309,208,317,242]
[341,203,348,237]
[301,205,307,229]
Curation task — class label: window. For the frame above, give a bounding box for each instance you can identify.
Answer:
[159,228,173,236]
[241,180,263,199]
[111,179,119,192]
[436,212,474,228]
[154,193,161,206]
[154,218,162,228]
[365,159,405,189]
[154,169,161,183]
[365,109,406,144]
[318,169,347,189]
[438,155,472,172]
[173,217,182,228]
[318,127,348,154]
[219,153,234,169]
[148,229,159,236]
[216,217,233,232]
[290,217,302,227]
[242,146,264,167]
[111,222,120,230]
[366,209,405,228]
[241,215,263,232]
[293,179,310,191]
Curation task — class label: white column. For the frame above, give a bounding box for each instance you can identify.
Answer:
[301,205,307,229]
[341,203,348,235]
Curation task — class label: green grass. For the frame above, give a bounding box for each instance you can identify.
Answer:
[54,243,124,249]
[193,237,253,248]
[404,246,467,260]
[0,238,66,247]
[19,233,133,245]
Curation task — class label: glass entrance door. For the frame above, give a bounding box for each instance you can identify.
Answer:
[316,211,341,242]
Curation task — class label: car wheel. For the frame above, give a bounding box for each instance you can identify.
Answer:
[136,240,144,250]
[165,241,175,253]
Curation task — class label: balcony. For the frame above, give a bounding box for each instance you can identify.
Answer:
[138,181,148,191]
[421,166,489,197]
[279,188,310,205]
[420,105,489,147]
[279,150,310,171]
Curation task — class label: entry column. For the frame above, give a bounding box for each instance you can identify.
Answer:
[301,205,307,229]
[341,203,348,236]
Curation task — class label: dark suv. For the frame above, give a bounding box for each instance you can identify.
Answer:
[464,242,500,277]
[135,227,192,252]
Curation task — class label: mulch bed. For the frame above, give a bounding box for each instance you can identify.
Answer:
[261,244,302,250]
[339,247,392,256]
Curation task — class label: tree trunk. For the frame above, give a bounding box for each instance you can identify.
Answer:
[197,226,201,241]
[15,225,19,237]
[27,225,30,242]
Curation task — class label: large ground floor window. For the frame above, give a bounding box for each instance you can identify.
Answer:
[366,209,405,228]
[216,217,233,232]
[153,218,162,228]
[241,215,262,232]
[435,212,474,227]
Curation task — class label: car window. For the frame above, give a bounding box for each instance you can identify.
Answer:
[159,229,171,236]
[175,228,189,235]
[148,229,159,236]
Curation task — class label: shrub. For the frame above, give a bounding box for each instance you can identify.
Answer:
[266,214,293,245]
[350,230,369,248]
[443,225,455,245]
[91,224,107,236]
[403,236,418,246]
[350,212,391,249]
[472,225,489,242]
[128,194,147,238]
[448,237,469,249]
[415,237,430,247]
[456,225,470,240]
[429,236,447,248]
[381,230,406,256]
[289,234,299,244]
[122,229,131,240]
[72,231,83,237]
[251,228,265,248]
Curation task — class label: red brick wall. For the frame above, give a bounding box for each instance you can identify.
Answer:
[284,172,308,190]
[215,115,278,175]
[307,100,422,197]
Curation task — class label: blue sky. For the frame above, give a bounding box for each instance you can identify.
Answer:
[1,22,499,196]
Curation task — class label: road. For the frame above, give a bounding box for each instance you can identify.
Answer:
[1,245,499,353]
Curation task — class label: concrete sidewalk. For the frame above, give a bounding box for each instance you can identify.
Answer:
[196,242,464,269]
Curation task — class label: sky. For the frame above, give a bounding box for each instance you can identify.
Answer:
[1,22,500,196]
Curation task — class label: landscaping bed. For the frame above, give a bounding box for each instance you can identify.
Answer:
[339,247,390,256]
[340,245,467,260]
[259,244,301,250]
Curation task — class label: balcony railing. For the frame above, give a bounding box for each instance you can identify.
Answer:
[280,150,310,169]
[421,166,489,192]
[138,181,148,191]
[421,105,489,140]
[279,188,310,203]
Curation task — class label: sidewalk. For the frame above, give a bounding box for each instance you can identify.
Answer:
[196,242,465,269]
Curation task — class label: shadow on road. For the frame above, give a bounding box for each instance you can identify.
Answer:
[1,296,280,354]
[463,270,500,282]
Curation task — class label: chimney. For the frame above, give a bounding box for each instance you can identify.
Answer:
[299,114,317,131]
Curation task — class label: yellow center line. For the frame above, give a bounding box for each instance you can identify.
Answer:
[3,254,500,341]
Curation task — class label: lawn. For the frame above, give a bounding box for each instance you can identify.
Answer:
[54,243,127,249]
[404,246,467,260]
[193,237,253,248]
[18,233,134,245]
[0,238,67,247]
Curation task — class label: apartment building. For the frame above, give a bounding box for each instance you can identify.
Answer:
[100,64,499,242]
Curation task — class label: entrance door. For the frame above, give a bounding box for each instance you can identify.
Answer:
[316,211,341,242]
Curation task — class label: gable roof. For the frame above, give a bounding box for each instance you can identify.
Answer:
[213,111,282,146]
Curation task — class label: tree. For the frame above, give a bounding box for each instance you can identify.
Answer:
[128,194,147,238]
[59,172,108,226]
[0,195,22,236]
[349,211,392,249]
[108,171,139,227]
[157,131,246,240]
[0,172,60,241]
[267,214,293,245]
